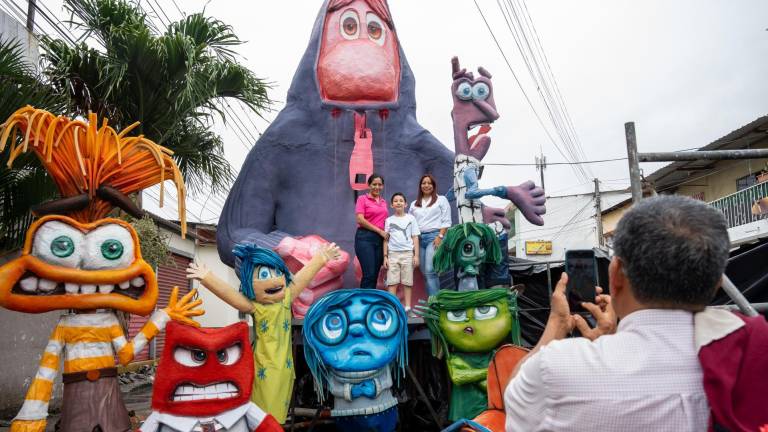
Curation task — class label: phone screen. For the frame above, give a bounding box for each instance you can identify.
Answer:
[565,249,597,312]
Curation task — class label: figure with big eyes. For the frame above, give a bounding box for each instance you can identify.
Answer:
[303,289,408,432]
[186,243,341,424]
[416,288,521,421]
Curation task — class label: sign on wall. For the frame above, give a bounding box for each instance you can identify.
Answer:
[525,240,553,255]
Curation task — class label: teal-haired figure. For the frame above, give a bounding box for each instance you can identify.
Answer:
[417,288,521,421]
[187,242,340,423]
[433,222,502,291]
[303,289,408,432]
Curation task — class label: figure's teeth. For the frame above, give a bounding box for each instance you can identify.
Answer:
[192,394,204,400]
[38,279,57,292]
[98,284,114,294]
[80,284,97,294]
[175,395,193,401]
[65,283,79,294]
[226,383,237,393]
[131,277,145,287]
[119,281,130,289]
[20,276,38,292]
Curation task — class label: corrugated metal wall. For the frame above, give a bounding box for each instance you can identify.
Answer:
[127,253,192,362]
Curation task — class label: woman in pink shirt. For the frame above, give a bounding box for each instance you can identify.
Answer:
[354,173,389,288]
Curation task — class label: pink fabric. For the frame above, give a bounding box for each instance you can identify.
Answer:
[355,194,388,230]
[699,312,768,432]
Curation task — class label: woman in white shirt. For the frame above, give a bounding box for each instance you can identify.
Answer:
[409,174,452,295]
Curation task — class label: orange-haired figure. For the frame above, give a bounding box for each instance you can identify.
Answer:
[0,106,204,432]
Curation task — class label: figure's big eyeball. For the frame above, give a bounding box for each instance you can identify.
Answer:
[474,305,498,320]
[366,13,386,46]
[82,224,135,270]
[366,305,398,338]
[217,343,242,366]
[472,82,490,101]
[174,347,207,367]
[446,310,468,322]
[340,10,359,40]
[316,311,348,345]
[456,82,473,101]
[32,221,85,268]
[256,266,272,280]
[462,242,475,256]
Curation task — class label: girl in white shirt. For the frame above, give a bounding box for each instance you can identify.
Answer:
[409,174,452,295]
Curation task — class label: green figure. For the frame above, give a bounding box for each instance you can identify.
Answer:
[418,288,521,421]
[433,222,501,291]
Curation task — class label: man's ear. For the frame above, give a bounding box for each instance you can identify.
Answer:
[608,256,625,297]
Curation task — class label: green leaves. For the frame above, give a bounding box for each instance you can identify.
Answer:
[41,0,272,193]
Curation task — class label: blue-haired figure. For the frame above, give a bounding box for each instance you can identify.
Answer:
[186,242,340,423]
[303,289,408,432]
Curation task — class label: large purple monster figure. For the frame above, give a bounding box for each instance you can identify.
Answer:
[218,0,544,314]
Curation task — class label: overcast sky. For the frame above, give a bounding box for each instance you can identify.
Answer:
[36,0,768,222]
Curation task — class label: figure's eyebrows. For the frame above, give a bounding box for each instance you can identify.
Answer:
[360,299,375,305]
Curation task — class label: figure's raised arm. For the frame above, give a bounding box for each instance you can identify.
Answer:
[289,243,341,298]
[187,262,254,313]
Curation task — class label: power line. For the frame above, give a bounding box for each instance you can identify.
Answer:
[485,156,627,166]
[472,0,580,180]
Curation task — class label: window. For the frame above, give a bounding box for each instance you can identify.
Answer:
[736,174,757,191]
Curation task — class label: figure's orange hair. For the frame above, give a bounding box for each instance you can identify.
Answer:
[0,106,186,236]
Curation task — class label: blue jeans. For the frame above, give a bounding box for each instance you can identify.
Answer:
[355,228,384,289]
[419,230,441,296]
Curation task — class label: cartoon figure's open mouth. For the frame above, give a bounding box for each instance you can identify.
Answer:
[173,382,239,401]
[13,272,146,298]
[467,123,492,150]
[353,350,372,357]
[265,285,284,295]
[464,326,474,335]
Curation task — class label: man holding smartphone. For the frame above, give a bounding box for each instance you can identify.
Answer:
[503,195,730,431]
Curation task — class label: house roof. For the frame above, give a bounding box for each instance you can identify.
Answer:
[646,115,768,191]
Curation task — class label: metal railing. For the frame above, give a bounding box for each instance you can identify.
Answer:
[708,181,768,229]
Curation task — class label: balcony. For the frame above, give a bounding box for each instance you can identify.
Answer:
[709,181,768,229]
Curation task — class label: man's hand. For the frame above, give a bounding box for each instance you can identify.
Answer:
[163,287,205,327]
[548,273,576,338]
[185,262,210,281]
[573,287,617,341]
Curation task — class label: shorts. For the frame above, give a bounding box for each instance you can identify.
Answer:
[386,250,414,286]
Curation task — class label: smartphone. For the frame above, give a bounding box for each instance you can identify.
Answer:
[564,249,597,312]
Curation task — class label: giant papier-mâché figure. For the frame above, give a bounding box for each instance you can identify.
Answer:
[448,57,546,288]
[0,106,203,432]
[217,0,539,315]
[416,288,521,422]
[187,242,340,424]
[303,289,408,432]
[140,322,283,432]
[433,223,502,292]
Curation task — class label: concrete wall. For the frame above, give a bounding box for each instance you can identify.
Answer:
[675,141,768,202]
[511,191,630,262]
[0,10,56,418]
[165,230,241,328]
[0,9,38,65]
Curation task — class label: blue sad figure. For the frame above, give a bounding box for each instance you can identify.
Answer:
[303,289,408,432]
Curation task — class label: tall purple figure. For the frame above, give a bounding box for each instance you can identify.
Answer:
[218,1,542,314]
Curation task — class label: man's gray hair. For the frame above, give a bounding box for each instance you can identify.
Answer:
[613,195,730,308]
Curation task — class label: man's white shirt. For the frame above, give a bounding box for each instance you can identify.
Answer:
[504,309,709,431]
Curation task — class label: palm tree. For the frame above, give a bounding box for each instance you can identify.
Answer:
[0,39,64,250]
[40,0,271,195]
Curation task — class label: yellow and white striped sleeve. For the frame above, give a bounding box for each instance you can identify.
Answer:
[13,323,63,422]
[110,309,170,365]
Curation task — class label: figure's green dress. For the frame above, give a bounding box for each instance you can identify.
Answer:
[448,351,494,421]
[250,290,294,423]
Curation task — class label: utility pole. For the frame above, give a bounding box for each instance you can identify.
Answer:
[26,0,36,32]
[594,178,604,246]
[625,122,642,204]
[535,149,547,190]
